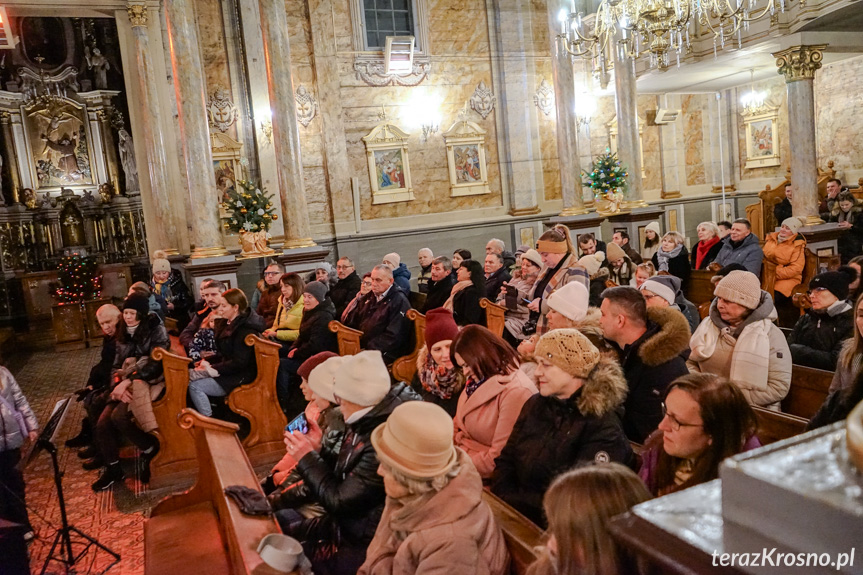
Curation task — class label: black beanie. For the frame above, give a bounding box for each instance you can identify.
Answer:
[123,294,150,318]
[809,266,857,301]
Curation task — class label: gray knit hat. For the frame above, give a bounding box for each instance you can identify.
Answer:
[304,280,328,304]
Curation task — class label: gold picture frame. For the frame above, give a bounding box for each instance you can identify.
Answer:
[743,109,780,169]
[362,121,414,205]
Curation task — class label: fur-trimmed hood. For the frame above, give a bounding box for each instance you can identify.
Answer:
[576,355,628,418]
[638,306,692,367]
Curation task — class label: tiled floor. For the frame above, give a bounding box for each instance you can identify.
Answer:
[14,347,178,575]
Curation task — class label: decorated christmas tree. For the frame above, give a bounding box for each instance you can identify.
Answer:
[53,253,102,304]
[582,149,628,207]
[221,180,278,234]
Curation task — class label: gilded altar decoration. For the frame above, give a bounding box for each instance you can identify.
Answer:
[443,114,490,197]
[211,132,245,214]
[362,120,414,205]
[295,85,318,128]
[127,4,148,27]
[221,179,277,258]
[207,86,239,133]
[470,81,496,120]
[534,79,554,117]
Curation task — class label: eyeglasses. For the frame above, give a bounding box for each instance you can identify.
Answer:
[661,402,703,432]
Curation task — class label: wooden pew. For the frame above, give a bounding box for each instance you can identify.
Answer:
[482,490,543,575]
[391,309,426,383]
[761,260,777,298]
[481,298,506,338]
[781,365,833,419]
[145,409,286,575]
[753,406,808,445]
[685,269,715,308]
[149,347,197,489]
[328,320,362,356]
[227,334,287,467]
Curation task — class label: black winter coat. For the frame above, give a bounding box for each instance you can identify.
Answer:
[807,380,863,431]
[210,308,266,392]
[88,333,117,389]
[607,307,692,443]
[485,267,511,300]
[452,285,484,327]
[491,389,632,527]
[113,313,170,383]
[774,198,793,227]
[288,383,421,546]
[330,272,362,318]
[788,303,854,370]
[422,275,455,313]
[289,299,338,364]
[344,288,411,362]
[690,240,723,270]
[652,247,692,289]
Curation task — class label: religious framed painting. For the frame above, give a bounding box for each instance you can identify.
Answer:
[744,109,780,169]
[211,131,245,217]
[22,98,96,189]
[362,121,414,204]
[443,118,490,197]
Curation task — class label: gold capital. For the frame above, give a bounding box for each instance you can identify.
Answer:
[773,45,826,82]
[127,4,148,27]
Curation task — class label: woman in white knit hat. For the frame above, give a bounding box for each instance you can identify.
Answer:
[688,270,792,410]
[641,221,661,261]
[359,402,509,575]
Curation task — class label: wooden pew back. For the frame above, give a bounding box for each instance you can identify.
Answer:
[227,334,288,467]
[482,490,543,575]
[753,406,808,445]
[328,320,362,356]
[481,298,506,338]
[685,269,716,307]
[146,410,284,575]
[149,347,197,489]
[782,365,833,419]
[391,309,426,382]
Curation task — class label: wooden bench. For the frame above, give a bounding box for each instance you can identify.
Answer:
[149,347,197,489]
[482,490,543,575]
[790,249,841,314]
[480,298,506,338]
[328,320,362,356]
[753,406,808,445]
[781,365,833,420]
[227,334,287,467]
[145,409,286,575]
[391,309,426,383]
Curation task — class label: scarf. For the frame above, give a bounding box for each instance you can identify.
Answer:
[464,375,487,398]
[419,353,464,400]
[695,236,720,269]
[443,280,474,311]
[689,315,771,395]
[655,244,683,272]
[153,280,168,297]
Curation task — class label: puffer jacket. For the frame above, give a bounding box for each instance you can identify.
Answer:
[762,232,806,297]
[289,299,338,364]
[359,450,509,575]
[607,307,691,443]
[713,233,764,277]
[287,383,421,548]
[392,263,412,294]
[788,300,854,370]
[0,367,38,451]
[491,356,632,526]
[210,307,266,392]
[113,313,170,383]
[272,297,304,342]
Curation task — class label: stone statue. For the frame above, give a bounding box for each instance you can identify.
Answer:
[117,129,139,193]
[86,47,110,90]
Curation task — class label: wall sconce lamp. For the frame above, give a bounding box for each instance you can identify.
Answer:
[573,90,596,131]
[405,91,442,144]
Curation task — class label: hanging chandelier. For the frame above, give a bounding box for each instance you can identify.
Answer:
[559,0,789,70]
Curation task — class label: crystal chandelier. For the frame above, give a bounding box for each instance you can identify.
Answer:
[740,69,767,115]
[559,0,789,69]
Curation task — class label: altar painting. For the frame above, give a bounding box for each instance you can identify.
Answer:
[24,100,94,188]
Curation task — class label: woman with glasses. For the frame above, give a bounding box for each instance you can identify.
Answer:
[638,373,758,497]
[688,270,791,410]
[787,268,857,370]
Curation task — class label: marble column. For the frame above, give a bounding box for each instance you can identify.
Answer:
[547,0,587,215]
[258,0,315,248]
[612,38,645,208]
[774,45,826,226]
[0,112,21,204]
[127,4,180,255]
[163,0,229,258]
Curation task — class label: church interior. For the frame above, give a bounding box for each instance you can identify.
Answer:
[1,0,862,572]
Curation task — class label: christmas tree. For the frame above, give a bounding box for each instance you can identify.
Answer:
[582,149,629,204]
[53,253,102,304]
[221,180,278,234]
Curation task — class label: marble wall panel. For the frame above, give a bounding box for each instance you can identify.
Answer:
[815,55,863,182]
[638,94,662,196]
[683,96,706,186]
[196,0,232,95]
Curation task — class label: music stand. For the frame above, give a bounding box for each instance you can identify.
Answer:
[25,394,121,575]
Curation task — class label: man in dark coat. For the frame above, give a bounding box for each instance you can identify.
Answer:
[179,278,225,352]
[422,256,455,312]
[600,287,692,443]
[329,257,362,318]
[343,265,411,363]
[713,219,764,278]
[278,351,421,575]
[774,183,793,227]
[484,253,511,300]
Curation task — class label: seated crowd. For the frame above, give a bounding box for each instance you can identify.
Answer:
[58,215,863,575]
